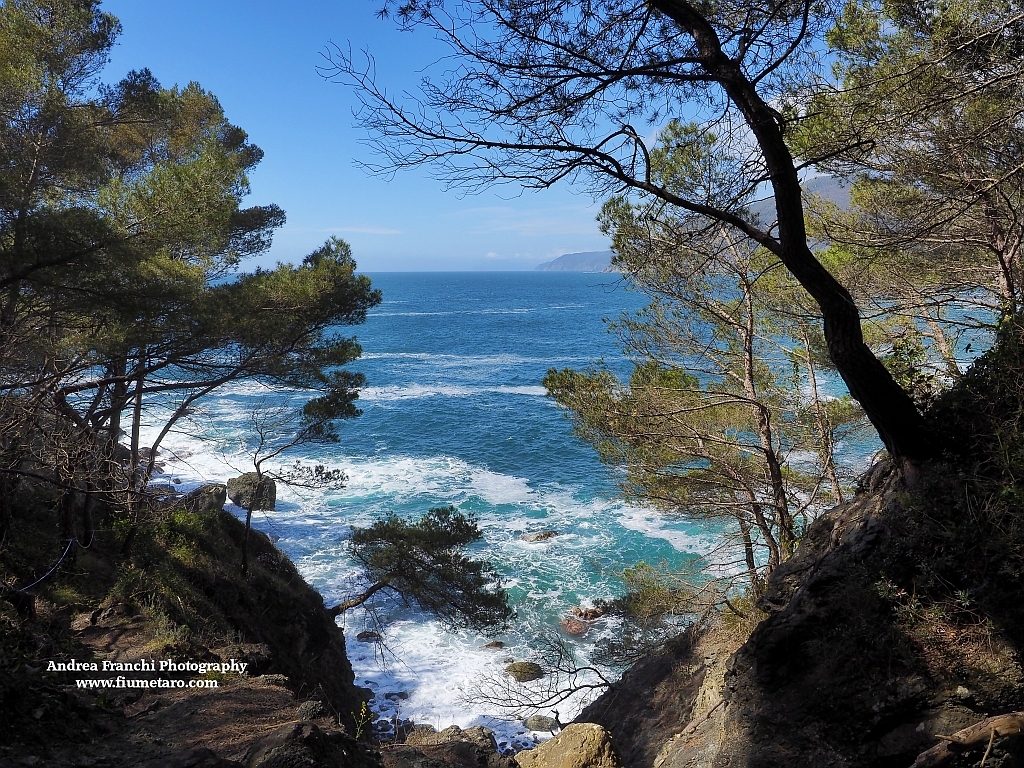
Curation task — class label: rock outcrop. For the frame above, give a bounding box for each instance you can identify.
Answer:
[227,473,276,510]
[577,463,1024,767]
[387,725,517,768]
[514,724,622,768]
[181,483,227,513]
[244,721,381,768]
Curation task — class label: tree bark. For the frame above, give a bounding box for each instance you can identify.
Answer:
[649,0,938,467]
[740,278,794,555]
[328,581,391,617]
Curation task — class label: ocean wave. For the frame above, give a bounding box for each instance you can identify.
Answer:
[371,304,586,318]
[359,384,548,401]
[360,352,589,365]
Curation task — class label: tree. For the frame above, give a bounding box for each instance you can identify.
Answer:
[0,1,286,542]
[794,0,1024,378]
[232,399,349,577]
[545,122,861,593]
[329,506,513,633]
[322,0,943,468]
[0,3,381,563]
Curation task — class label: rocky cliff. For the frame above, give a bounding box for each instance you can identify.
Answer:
[578,460,1024,767]
[0,497,371,767]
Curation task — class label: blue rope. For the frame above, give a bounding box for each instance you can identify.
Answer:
[16,538,75,593]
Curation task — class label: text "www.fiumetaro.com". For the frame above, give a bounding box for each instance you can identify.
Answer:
[75,677,219,689]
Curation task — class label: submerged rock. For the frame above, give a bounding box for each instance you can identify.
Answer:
[572,605,607,621]
[559,617,588,636]
[520,530,558,543]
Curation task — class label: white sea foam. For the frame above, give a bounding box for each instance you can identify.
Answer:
[615,507,712,553]
[142,430,710,739]
[371,308,534,317]
[359,384,547,401]
[361,352,589,366]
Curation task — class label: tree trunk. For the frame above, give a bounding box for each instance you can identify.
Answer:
[329,580,391,617]
[740,282,794,556]
[650,0,938,468]
[80,479,96,548]
[241,507,253,576]
[739,518,762,596]
[803,326,845,503]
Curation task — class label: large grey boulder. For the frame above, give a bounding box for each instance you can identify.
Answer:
[181,484,227,514]
[514,724,622,768]
[227,473,276,510]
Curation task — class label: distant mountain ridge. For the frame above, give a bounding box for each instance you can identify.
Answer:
[535,250,614,272]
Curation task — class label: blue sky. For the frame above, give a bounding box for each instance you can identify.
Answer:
[100,0,609,272]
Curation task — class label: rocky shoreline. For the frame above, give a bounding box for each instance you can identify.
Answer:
[8,455,1024,768]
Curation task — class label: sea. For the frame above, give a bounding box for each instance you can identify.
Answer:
[146,271,874,749]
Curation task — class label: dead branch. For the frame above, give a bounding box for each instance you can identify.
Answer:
[911,712,1024,768]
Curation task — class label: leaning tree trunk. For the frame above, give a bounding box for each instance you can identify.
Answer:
[650,0,938,468]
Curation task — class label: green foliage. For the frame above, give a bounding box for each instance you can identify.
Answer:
[0,2,379,563]
[882,334,942,408]
[880,315,1024,646]
[794,0,1024,383]
[546,122,864,592]
[616,562,696,627]
[347,506,512,632]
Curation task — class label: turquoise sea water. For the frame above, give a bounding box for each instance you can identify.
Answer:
[149,271,863,747]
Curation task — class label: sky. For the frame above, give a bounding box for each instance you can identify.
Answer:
[99,0,610,272]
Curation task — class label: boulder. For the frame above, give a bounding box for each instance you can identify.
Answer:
[405,725,498,751]
[385,742,515,768]
[559,618,588,636]
[480,641,505,649]
[181,484,227,514]
[505,662,544,682]
[227,473,276,510]
[244,721,381,768]
[356,630,382,643]
[390,725,516,768]
[514,724,622,768]
[523,715,558,732]
[520,531,557,543]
